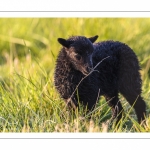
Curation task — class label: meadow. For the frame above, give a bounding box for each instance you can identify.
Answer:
[0,18,150,132]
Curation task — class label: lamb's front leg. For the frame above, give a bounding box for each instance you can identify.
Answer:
[105,94,124,125]
[65,98,77,110]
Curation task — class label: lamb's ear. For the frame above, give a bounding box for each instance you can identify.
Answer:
[58,38,70,48]
[89,35,98,43]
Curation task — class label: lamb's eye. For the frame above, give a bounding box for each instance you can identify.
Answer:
[75,54,81,60]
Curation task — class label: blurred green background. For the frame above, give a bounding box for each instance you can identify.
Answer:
[1,18,150,65]
[1,18,150,81]
[0,18,150,132]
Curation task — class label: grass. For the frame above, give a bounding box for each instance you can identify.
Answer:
[0,18,150,132]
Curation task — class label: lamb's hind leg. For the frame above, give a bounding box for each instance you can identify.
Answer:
[105,92,124,125]
[120,92,146,124]
[119,72,146,123]
[131,95,146,123]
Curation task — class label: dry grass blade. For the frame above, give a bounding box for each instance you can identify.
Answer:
[65,56,110,109]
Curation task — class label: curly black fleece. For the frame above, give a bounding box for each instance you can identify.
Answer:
[54,35,146,124]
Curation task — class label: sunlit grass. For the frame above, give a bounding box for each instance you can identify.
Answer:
[0,18,150,132]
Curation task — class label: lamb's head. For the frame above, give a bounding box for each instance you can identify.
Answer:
[58,35,98,75]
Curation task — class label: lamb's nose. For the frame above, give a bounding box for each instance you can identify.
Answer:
[86,66,92,73]
[87,67,92,72]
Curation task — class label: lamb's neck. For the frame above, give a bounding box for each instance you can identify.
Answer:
[55,49,88,100]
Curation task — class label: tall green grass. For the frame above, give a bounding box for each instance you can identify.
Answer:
[0,18,150,132]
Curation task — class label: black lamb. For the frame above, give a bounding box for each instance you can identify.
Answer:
[54,35,146,124]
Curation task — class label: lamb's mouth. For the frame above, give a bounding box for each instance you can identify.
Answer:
[82,71,89,76]
[82,68,92,76]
